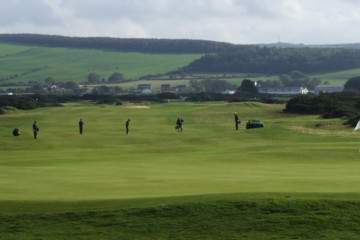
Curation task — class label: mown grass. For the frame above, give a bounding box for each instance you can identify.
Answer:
[0,43,202,83]
[1,101,360,239]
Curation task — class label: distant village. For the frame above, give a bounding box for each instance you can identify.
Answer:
[2,82,345,96]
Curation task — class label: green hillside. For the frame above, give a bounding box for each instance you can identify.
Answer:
[311,68,360,84]
[0,43,202,83]
[1,101,360,239]
[2,41,360,89]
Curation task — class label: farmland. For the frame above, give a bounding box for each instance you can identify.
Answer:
[1,101,360,239]
[0,43,202,83]
[2,42,360,93]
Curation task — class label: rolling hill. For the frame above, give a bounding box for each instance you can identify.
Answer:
[2,34,360,88]
[0,43,202,83]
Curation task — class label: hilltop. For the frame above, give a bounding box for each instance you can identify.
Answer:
[1,34,360,91]
[2,33,360,53]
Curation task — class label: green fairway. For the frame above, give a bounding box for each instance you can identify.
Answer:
[1,101,360,239]
[0,43,202,83]
[1,101,359,201]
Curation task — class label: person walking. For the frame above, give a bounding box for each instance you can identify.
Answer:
[32,121,39,139]
[176,116,184,134]
[234,112,240,130]
[125,119,130,135]
[79,119,84,134]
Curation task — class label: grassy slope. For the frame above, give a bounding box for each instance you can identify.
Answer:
[1,102,360,239]
[0,43,202,83]
[311,68,360,84]
[2,43,360,89]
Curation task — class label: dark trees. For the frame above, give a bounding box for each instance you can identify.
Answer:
[284,95,360,119]
[87,73,101,83]
[237,79,258,95]
[183,47,360,75]
[344,76,360,92]
[189,79,236,93]
[0,34,233,54]
[108,72,125,83]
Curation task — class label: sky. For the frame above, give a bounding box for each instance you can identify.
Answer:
[1,0,360,45]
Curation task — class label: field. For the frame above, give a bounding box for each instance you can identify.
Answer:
[311,68,360,85]
[2,42,360,92]
[0,43,202,83]
[1,101,360,239]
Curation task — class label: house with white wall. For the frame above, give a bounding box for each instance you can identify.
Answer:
[258,87,309,95]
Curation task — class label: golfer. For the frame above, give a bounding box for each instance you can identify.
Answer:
[32,121,39,139]
[176,116,184,133]
[79,119,84,134]
[234,112,240,130]
[125,119,130,135]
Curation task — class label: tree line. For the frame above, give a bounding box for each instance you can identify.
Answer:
[3,34,360,75]
[0,34,233,54]
[182,46,360,74]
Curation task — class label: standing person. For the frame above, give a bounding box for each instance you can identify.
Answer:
[32,121,39,139]
[79,119,84,134]
[176,116,184,134]
[234,112,240,130]
[125,119,130,135]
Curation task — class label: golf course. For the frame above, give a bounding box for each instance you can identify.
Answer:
[1,100,360,239]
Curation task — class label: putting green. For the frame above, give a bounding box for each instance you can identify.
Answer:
[0,101,359,201]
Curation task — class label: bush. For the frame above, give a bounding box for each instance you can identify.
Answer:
[186,92,231,102]
[157,92,180,99]
[346,115,360,127]
[285,94,360,120]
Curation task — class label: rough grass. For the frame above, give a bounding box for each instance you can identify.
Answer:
[1,195,360,240]
[1,101,360,239]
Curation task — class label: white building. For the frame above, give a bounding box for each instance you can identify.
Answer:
[314,85,344,94]
[223,90,236,94]
[259,87,309,95]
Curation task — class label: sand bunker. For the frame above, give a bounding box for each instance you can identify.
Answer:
[126,105,150,109]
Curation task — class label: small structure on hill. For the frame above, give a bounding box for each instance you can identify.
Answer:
[314,85,344,94]
[161,84,171,92]
[258,87,308,95]
[175,85,187,92]
[137,84,152,94]
[223,90,236,94]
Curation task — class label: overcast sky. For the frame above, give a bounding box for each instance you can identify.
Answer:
[1,0,360,44]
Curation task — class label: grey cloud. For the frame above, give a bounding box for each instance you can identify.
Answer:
[0,0,62,27]
[63,0,255,21]
[2,0,360,44]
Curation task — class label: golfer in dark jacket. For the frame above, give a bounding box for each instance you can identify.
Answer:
[79,119,84,134]
[12,128,20,136]
[176,116,184,133]
[125,119,130,135]
[234,112,240,130]
[32,121,39,139]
